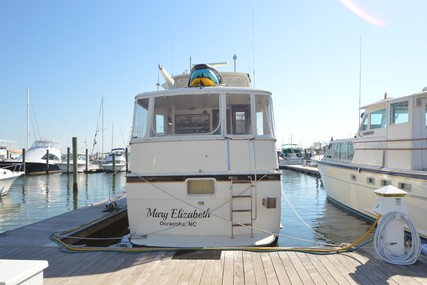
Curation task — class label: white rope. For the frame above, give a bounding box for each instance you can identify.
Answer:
[374,211,421,265]
[281,187,337,246]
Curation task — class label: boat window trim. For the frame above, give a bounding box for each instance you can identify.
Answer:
[369,109,387,129]
[390,100,409,125]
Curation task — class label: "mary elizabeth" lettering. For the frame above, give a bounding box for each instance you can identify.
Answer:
[146,208,211,221]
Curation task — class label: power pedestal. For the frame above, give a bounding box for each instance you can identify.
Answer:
[372,185,408,257]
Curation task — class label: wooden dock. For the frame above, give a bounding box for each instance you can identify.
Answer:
[1,199,427,284]
[280,164,321,177]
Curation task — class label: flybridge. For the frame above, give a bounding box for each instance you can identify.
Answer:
[159,63,252,89]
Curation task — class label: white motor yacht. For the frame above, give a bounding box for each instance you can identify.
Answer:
[317,88,427,240]
[103,148,127,173]
[278,143,304,167]
[0,167,22,196]
[126,63,282,247]
[58,154,87,173]
[21,139,62,175]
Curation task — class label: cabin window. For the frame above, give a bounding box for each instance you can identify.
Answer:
[398,182,411,192]
[381,180,391,186]
[346,142,354,160]
[132,98,149,138]
[370,109,386,129]
[255,94,274,136]
[151,93,220,136]
[41,153,60,161]
[390,101,409,125]
[360,113,369,131]
[425,104,427,128]
[367,177,375,185]
[351,174,357,181]
[325,143,334,158]
[186,178,215,194]
[226,93,251,135]
[333,142,342,160]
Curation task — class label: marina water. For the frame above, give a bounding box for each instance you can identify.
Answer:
[0,170,375,247]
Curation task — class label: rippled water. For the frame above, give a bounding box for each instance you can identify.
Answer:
[0,172,126,232]
[278,170,374,247]
[0,170,375,247]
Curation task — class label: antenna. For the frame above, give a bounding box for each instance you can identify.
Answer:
[252,9,256,87]
[358,36,362,122]
[233,54,237,72]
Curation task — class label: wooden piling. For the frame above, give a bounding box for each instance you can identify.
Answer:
[85,148,89,173]
[72,137,78,191]
[21,148,26,174]
[46,149,49,174]
[66,147,71,175]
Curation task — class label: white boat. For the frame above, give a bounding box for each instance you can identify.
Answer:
[126,63,282,247]
[0,168,22,196]
[317,88,427,239]
[58,155,87,173]
[103,148,127,173]
[20,139,62,174]
[278,143,304,167]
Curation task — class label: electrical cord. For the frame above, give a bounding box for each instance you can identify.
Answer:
[373,211,421,265]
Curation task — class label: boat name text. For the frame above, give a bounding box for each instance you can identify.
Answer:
[146,208,211,221]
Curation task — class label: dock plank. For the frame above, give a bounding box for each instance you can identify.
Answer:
[188,259,206,285]
[242,251,256,285]
[251,250,268,284]
[305,252,339,285]
[260,252,279,284]
[222,250,234,285]
[233,250,245,285]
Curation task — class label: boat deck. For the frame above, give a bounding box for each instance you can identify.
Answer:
[1,198,426,284]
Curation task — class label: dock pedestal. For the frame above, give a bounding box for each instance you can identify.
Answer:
[0,259,48,285]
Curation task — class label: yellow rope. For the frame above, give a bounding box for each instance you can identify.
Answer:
[53,215,380,254]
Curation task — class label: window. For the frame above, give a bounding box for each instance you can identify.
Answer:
[132,98,149,138]
[187,178,215,194]
[325,143,334,158]
[360,114,369,131]
[151,93,220,136]
[333,142,341,160]
[346,141,354,160]
[226,93,251,135]
[381,180,391,186]
[370,109,386,129]
[425,104,427,128]
[398,182,411,192]
[391,101,408,125]
[367,177,375,185]
[255,94,274,136]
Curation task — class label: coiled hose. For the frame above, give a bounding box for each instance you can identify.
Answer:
[373,211,421,265]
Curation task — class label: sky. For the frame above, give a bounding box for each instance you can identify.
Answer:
[1,0,427,153]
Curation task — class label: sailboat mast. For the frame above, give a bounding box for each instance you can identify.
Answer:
[26,88,30,149]
[358,36,362,123]
[102,96,104,154]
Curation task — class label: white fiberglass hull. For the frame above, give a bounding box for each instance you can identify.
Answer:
[103,163,126,173]
[127,176,281,247]
[317,161,427,239]
[57,162,86,173]
[0,169,22,196]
